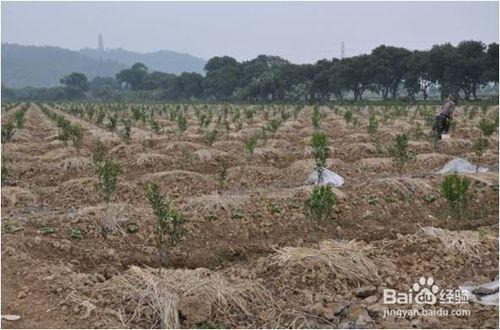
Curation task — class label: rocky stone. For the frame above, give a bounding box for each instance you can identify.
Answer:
[473,286,497,296]
[2,314,21,321]
[355,286,376,298]
[331,300,351,316]
[307,302,327,317]
[410,319,422,328]
[17,290,27,299]
[363,295,378,305]
[366,303,385,317]
[348,305,374,328]
[338,321,351,329]
[384,276,394,287]
[34,237,42,244]
[43,274,56,281]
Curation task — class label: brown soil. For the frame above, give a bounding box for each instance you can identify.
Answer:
[1,103,498,328]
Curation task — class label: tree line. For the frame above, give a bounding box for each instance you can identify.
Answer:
[3,40,498,102]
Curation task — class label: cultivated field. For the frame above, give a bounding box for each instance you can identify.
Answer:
[1,101,498,328]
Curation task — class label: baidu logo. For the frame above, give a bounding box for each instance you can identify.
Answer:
[413,277,439,304]
[383,276,467,305]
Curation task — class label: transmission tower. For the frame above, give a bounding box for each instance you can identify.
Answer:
[341,41,345,59]
[98,33,104,52]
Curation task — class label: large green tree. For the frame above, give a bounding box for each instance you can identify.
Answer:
[6,40,499,102]
[456,41,487,100]
[428,43,462,99]
[240,55,289,88]
[203,56,241,100]
[60,72,89,91]
[310,59,336,101]
[116,62,148,91]
[335,55,375,101]
[483,43,499,84]
[405,50,434,100]
[371,45,411,100]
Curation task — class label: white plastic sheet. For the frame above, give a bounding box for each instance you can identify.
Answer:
[306,167,344,187]
[459,281,499,306]
[438,157,489,175]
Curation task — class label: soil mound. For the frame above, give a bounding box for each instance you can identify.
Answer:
[85,266,277,328]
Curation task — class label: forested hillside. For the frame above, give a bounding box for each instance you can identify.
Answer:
[1,43,206,88]
[1,43,126,88]
[79,48,206,75]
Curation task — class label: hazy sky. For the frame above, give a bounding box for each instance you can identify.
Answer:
[2,1,498,63]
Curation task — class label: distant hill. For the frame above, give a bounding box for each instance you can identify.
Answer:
[1,43,207,88]
[1,43,126,88]
[79,48,206,75]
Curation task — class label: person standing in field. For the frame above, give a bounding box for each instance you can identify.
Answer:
[433,96,458,140]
